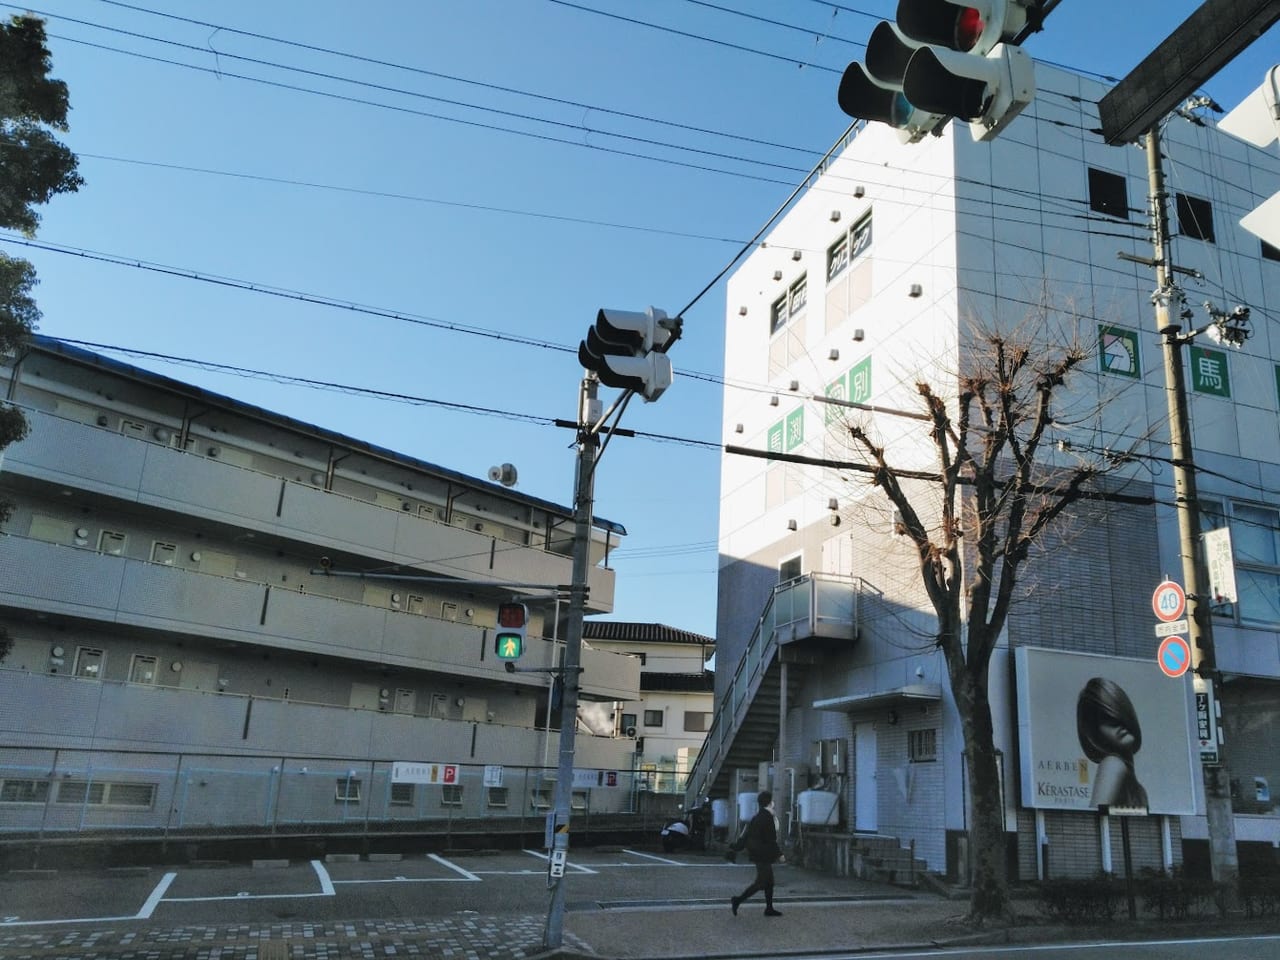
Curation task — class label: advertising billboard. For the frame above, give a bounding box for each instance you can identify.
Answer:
[1015,647,1197,815]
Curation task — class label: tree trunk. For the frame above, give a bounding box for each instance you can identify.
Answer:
[954,667,1010,921]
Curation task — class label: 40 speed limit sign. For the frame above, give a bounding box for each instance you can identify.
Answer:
[1152,580,1186,623]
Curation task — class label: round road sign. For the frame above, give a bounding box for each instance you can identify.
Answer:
[1157,636,1192,678]
[1152,580,1186,622]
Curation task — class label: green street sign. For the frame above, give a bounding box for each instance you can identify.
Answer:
[1190,346,1230,397]
[767,421,784,455]
[825,374,847,424]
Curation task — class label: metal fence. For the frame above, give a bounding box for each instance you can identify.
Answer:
[0,746,660,841]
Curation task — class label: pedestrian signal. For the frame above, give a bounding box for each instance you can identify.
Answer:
[495,602,527,660]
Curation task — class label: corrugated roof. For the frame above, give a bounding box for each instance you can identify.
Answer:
[582,621,714,646]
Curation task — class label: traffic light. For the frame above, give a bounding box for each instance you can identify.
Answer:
[495,602,527,660]
[1218,65,1280,250]
[838,0,1037,143]
[577,307,681,402]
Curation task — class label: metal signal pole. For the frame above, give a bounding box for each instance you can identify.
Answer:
[1144,122,1238,887]
[543,374,598,952]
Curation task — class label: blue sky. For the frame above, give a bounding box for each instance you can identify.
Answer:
[5,1,1276,640]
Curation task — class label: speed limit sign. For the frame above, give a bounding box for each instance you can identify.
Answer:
[1152,580,1186,622]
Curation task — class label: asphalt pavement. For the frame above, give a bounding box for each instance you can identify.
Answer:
[2,852,1279,959]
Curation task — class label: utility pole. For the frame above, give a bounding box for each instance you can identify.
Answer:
[543,374,598,953]
[1144,122,1239,887]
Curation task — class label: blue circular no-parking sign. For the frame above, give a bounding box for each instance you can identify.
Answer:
[1157,636,1192,678]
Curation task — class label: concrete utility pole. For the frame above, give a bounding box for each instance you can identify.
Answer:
[1144,122,1239,886]
[543,375,598,952]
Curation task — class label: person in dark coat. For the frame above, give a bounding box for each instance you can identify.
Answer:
[731,789,783,917]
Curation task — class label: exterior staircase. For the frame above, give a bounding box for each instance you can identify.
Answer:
[684,573,859,807]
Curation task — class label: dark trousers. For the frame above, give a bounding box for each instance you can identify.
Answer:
[737,859,775,907]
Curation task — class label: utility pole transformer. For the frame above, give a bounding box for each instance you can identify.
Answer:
[1144,123,1239,887]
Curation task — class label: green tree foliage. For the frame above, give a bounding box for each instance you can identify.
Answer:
[0,15,82,529]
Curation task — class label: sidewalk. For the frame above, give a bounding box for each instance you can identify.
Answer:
[3,893,1278,960]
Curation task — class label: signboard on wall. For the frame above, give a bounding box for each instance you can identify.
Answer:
[391,761,459,785]
[1014,647,1197,815]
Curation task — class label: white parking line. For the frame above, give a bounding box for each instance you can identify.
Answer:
[163,860,336,903]
[624,849,685,865]
[428,853,481,881]
[522,849,598,874]
[0,872,177,927]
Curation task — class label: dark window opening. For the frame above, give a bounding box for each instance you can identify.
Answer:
[1176,193,1215,242]
[1087,168,1129,220]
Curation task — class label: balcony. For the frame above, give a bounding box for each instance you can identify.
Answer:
[0,536,638,701]
[685,573,858,807]
[1,408,615,612]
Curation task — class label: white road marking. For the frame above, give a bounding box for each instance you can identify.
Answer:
[623,849,684,865]
[0,872,177,927]
[428,853,482,881]
[521,848,597,874]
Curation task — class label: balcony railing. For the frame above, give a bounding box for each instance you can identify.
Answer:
[684,572,857,807]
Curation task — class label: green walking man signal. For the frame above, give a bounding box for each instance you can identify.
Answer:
[495,601,528,660]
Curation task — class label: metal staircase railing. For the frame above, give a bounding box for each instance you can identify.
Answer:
[685,573,857,808]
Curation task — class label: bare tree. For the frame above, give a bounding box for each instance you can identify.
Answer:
[843,325,1136,921]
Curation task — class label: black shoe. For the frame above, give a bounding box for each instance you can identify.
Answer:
[731,896,741,916]
[764,908,782,917]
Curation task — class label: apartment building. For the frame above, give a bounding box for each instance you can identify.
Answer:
[691,62,1280,881]
[0,336,641,837]
[581,621,714,795]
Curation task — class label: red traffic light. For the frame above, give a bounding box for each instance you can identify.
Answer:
[955,7,984,50]
[498,602,527,628]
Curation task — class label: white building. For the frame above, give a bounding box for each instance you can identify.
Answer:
[0,337,641,838]
[691,63,1280,882]
[582,621,714,796]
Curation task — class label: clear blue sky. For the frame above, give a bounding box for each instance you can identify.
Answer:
[5,1,1276,640]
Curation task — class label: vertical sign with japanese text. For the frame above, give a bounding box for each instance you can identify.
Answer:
[848,356,872,404]
[1190,346,1230,397]
[785,407,804,452]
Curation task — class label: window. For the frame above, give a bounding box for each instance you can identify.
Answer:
[389,783,415,807]
[149,541,177,565]
[73,647,105,679]
[335,777,362,803]
[908,728,938,763]
[643,709,664,728]
[57,780,155,808]
[0,779,50,804]
[620,713,638,736]
[1176,192,1215,242]
[441,784,463,806]
[128,655,158,684]
[779,556,802,583]
[827,213,873,282]
[769,275,808,335]
[1087,168,1129,219]
[1229,503,1280,625]
[486,786,509,808]
[683,711,712,733]
[97,530,127,556]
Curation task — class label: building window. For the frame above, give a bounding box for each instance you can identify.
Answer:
[441,784,463,807]
[73,647,105,679]
[128,655,158,684]
[908,728,938,763]
[486,787,509,808]
[827,213,873,283]
[770,274,808,335]
[779,556,802,582]
[0,779,51,804]
[1088,168,1129,219]
[1176,192,1215,242]
[621,713,638,736]
[1229,503,1280,625]
[389,783,415,807]
[683,711,712,732]
[643,709,664,728]
[335,777,362,803]
[56,780,156,808]
[97,530,127,556]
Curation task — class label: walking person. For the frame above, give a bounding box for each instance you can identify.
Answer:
[731,790,783,917]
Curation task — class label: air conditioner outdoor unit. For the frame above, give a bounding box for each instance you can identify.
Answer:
[624,725,637,738]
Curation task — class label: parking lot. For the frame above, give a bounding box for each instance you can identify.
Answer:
[0,846,790,929]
